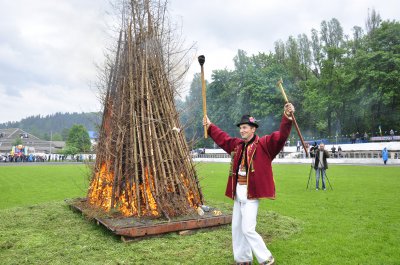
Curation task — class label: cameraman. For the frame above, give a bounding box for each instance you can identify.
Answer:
[314,142,329,190]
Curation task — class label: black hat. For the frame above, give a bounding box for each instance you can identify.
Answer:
[236,115,259,128]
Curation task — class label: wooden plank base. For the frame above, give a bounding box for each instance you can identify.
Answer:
[68,198,232,241]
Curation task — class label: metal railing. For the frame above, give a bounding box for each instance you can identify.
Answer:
[191,153,230,159]
[334,151,399,159]
[191,151,400,160]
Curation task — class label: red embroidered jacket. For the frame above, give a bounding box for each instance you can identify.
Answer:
[208,115,292,200]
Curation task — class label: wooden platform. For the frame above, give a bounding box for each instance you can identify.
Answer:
[69,198,232,241]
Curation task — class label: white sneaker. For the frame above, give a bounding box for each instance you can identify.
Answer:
[260,256,275,265]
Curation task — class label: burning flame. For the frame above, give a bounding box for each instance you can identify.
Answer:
[141,168,158,216]
[117,184,138,216]
[181,173,198,208]
[88,163,159,217]
[88,163,113,211]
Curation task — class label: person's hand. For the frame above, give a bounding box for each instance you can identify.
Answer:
[284,103,295,117]
[203,115,211,129]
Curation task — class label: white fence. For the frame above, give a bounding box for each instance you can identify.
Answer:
[192,151,400,165]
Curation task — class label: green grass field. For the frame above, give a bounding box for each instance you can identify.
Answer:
[0,163,399,264]
[0,164,90,209]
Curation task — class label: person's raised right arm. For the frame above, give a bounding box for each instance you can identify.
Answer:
[203,115,241,154]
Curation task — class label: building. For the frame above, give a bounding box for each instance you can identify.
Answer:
[0,128,65,154]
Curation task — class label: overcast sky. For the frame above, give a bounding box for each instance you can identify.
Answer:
[0,0,399,123]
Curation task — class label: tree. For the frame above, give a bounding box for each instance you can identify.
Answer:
[61,145,80,157]
[365,8,381,35]
[310,28,322,77]
[349,20,400,132]
[297,33,312,80]
[306,18,347,137]
[65,124,91,153]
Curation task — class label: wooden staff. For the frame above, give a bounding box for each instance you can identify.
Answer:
[198,55,208,138]
[277,79,309,157]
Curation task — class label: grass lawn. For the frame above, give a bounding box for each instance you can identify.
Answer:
[0,163,399,264]
[0,164,90,209]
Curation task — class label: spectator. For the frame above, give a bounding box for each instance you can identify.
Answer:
[296,141,300,152]
[363,132,368,142]
[390,129,394,140]
[351,133,356,144]
[314,143,329,190]
[382,147,389,165]
[331,145,336,158]
[338,146,342,158]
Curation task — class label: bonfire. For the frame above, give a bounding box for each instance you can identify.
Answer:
[86,0,203,219]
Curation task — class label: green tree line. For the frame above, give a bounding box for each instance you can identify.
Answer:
[0,112,101,141]
[179,10,400,148]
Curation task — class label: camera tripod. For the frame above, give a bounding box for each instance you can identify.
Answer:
[306,156,333,190]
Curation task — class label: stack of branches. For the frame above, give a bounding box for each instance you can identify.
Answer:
[87,0,203,219]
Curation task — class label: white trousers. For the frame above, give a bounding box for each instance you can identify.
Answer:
[232,184,271,263]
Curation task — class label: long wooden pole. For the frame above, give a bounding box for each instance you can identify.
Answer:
[198,55,208,138]
[277,79,309,157]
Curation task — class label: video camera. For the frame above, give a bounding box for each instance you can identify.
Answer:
[309,143,318,158]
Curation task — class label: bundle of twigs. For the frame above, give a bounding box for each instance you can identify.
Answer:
[87,0,203,218]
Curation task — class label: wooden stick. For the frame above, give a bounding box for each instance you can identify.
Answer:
[198,55,208,138]
[277,79,309,157]
[127,24,141,215]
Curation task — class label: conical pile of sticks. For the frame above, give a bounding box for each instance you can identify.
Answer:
[87,0,203,219]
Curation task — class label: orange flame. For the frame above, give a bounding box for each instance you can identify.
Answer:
[117,184,138,216]
[181,173,198,208]
[140,168,158,216]
[88,164,160,217]
[87,162,201,217]
[88,163,113,211]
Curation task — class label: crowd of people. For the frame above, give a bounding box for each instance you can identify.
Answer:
[0,154,94,163]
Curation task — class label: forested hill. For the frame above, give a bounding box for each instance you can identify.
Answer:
[0,112,102,141]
